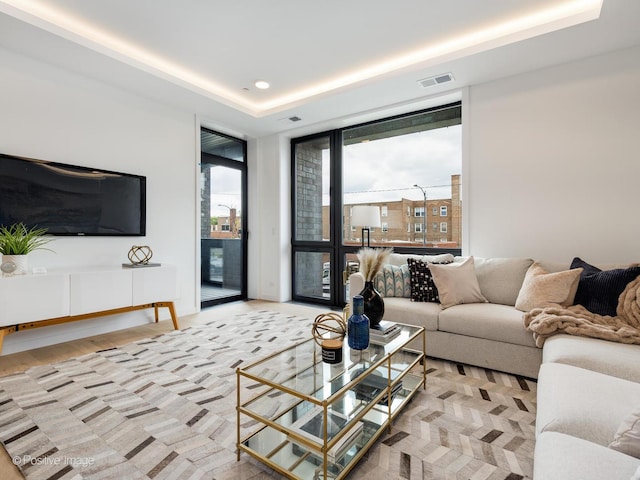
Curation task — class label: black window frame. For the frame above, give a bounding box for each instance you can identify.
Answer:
[200,127,248,308]
[291,102,462,308]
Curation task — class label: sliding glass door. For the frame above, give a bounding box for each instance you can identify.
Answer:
[200,128,247,307]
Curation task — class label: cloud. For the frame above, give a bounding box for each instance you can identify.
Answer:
[325,125,461,205]
[205,165,242,216]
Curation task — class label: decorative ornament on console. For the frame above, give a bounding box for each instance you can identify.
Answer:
[0,223,53,276]
[356,247,392,327]
[124,245,159,268]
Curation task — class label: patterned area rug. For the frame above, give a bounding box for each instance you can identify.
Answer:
[0,311,536,479]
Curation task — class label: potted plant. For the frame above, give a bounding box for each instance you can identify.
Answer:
[0,223,53,275]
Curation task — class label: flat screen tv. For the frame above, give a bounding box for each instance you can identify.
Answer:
[0,153,146,236]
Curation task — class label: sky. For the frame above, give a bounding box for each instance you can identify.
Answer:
[325,124,461,205]
[205,123,462,216]
[207,166,241,217]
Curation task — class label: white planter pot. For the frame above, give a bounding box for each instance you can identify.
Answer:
[1,254,28,275]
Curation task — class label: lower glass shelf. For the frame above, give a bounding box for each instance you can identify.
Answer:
[240,373,423,480]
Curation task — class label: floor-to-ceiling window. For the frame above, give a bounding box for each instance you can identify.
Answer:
[291,133,335,304]
[200,128,247,307]
[292,102,461,307]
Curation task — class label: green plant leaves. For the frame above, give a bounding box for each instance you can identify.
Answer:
[0,223,54,255]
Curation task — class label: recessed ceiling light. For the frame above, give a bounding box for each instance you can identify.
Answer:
[254,80,270,90]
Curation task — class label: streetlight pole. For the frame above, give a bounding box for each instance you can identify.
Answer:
[413,184,427,246]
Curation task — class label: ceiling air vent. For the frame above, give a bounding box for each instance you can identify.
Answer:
[278,115,303,124]
[418,73,454,88]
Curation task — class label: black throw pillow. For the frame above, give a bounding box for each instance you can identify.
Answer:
[570,257,640,317]
[407,258,439,303]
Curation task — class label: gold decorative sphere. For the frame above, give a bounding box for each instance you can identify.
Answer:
[312,312,347,346]
[128,245,153,265]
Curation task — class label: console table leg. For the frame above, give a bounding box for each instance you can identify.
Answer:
[153,302,179,330]
[0,326,17,355]
[167,302,179,330]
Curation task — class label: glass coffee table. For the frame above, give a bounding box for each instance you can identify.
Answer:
[236,322,425,479]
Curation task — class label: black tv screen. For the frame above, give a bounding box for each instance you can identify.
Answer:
[0,153,146,236]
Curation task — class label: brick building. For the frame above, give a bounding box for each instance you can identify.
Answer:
[210,209,240,239]
[323,174,461,248]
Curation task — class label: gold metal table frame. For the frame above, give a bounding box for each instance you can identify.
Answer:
[236,323,426,480]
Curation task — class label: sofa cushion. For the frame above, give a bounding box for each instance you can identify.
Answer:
[407,258,439,302]
[536,363,640,446]
[543,333,640,383]
[382,297,440,331]
[533,431,640,480]
[515,262,582,311]
[438,303,537,347]
[373,264,411,298]
[473,257,533,306]
[610,406,640,458]
[386,252,454,267]
[571,257,640,317]
[429,256,487,309]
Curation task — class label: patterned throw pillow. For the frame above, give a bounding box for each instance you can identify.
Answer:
[407,258,440,302]
[373,264,411,298]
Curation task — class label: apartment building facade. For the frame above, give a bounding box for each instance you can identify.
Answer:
[323,174,461,249]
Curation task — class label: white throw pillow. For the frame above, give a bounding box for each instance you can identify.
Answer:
[428,256,487,309]
[473,257,534,306]
[610,407,640,459]
[514,262,583,312]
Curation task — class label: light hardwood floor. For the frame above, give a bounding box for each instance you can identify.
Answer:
[0,300,329,480]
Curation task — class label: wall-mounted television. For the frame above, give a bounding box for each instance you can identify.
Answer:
[0,153,146,236]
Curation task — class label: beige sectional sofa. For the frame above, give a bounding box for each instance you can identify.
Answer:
[349,254,542,378]
[349,253,640,479]
[535,334,640,480]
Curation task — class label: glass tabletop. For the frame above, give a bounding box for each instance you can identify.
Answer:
[243,323,420,390]
[239,323,423,419]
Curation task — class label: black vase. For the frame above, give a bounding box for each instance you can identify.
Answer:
[359,281,384,327]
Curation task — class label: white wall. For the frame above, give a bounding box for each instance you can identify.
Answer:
[466,45,640,263]
[0,47,198,353]
[3,41,639,352]
[249,135,291,301]
[251,45,640,307]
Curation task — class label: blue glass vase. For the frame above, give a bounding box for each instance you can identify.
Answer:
[348,295,370,350]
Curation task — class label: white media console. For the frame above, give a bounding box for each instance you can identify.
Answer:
[0,264,179,354]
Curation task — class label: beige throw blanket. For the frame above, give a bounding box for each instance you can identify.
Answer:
[523,276,640,347]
